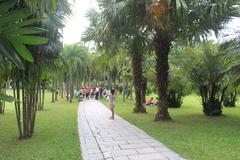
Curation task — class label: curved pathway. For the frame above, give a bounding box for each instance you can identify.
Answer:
[78,100,186,160]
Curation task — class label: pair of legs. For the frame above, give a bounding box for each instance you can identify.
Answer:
[146,103,154,106]
[109,103,115,119]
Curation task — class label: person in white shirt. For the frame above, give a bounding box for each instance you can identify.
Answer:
[108,89,116,120]
[95,87,100,100]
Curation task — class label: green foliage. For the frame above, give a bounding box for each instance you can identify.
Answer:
[180,42,230,116]
[62,44,90,82]
[23,0,59,14]
[0,1,48,63]
[0,0,71,139]
[223,84,238,107]
[143,48,190,108]
[0,92,17,102]
[167,48,193,108]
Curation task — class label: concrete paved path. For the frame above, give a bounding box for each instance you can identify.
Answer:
[78,100,186,160]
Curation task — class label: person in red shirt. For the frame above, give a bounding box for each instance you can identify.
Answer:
[146,97,154,106]
[83,88,87,99]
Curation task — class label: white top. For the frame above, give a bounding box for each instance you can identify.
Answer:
[109,94,115,104]
[96,87,99,92]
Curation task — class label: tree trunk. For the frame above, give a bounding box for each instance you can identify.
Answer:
[154,31,171,121]
[168,89,183,108]
[131,50,146,113]
[41,87,45,110]
[130,83,133,100]
[13,56,41,139]
[38,88,42,110]
[123,80,125,102]
[55,81,58,101]
[223,88,237,107]
[13,79,23,138]
[69,76,73,103]
[0,101,5,114]
[67,77,69,101]
[61,82,64,99]
[0,87,6,114]
[142,76,147,103]
[51,92,55,103]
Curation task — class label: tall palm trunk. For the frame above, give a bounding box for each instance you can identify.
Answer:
[38,87,42,110]
[123,80,125,102]
[37,85,45,111]
[0,86,6,114]
[66,76,69,101]
[142,76,147,103]
[42,87,45,110]
[131,50,146,113]
[51,81,55,103]
[154,31,171,121]
[0,100,5,114]
[55,81,58,101]
[69,76,73,103]
[61,82,64,99]
[13,53,41,139]
[130,83,133,100]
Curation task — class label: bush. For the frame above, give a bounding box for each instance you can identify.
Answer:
[203,98,222,116]
[223,89,237,107]
[181,42,228,116]
[167,90,183,108]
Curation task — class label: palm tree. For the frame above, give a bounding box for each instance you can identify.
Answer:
[180,42,229,116]
[0,60,11,114]
[2,0,71,139]
[83,0,149,113]
[220,33,240,107]
[149,0,240,120]
[62,44,89,103]
[84,0,239,119]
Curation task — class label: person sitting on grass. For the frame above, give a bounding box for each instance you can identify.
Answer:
[145,97,154,106]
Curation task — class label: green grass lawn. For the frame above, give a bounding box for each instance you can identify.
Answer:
[0,92,81,160]
[102,95,240,160]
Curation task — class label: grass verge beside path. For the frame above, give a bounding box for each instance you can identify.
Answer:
[101,95,240,160]
[0,92,81,160]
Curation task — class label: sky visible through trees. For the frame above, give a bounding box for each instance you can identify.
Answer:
[63,0,240,45]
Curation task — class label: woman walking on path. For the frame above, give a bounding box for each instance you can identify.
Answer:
[109,89,116,120]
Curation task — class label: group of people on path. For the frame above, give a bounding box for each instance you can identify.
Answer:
[77,86,159,120]
[76,86,103,100]
[76,87,116,120]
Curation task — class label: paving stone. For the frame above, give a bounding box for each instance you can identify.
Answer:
[128,153,168,160]
[113,156,130,160]
[87,149,102,154]
[102,137,114,142]
[149,142,163,147]
[161,151,182,160]
[78,100,186,160]
[112,149,138,157]
[100,140,128,146]
[153,147,172,152]
[125,143,150,150]
[103,151,112,158]
[88,153,104,159]
[136,148,157,154]
[127,139,146,144]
